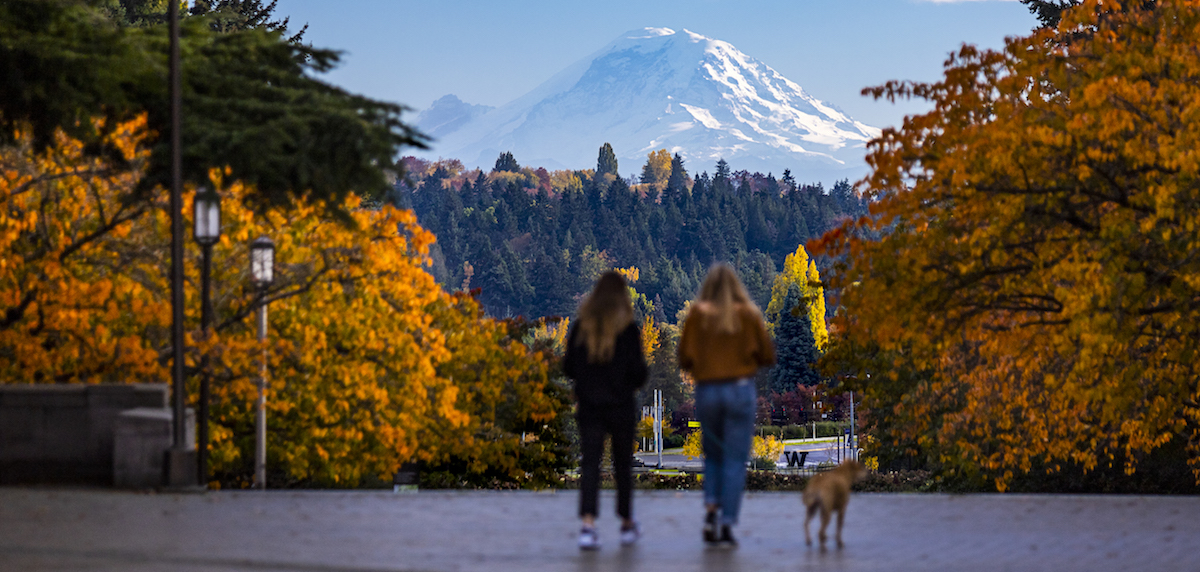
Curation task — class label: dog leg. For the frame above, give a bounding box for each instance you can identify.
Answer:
[818,505,831,548]
[835,507,846,549]
[804,501,817,546]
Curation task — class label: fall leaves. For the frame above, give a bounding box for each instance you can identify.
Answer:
[818,0,1200,487]
[1,118,561,486]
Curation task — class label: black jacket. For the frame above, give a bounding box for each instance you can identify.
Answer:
[563,323,648,411]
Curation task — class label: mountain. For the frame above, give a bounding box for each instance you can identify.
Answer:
[414,95,494,140]
[416,28,880,182]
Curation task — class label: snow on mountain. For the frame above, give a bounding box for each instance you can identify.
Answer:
[416,28,880,182]
[414,95,494,140]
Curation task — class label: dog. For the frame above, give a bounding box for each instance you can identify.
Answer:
[802,460,868,549]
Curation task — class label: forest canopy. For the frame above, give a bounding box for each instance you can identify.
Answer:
[0,0,426,215]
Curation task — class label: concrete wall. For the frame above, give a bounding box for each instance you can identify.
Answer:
[113,407,195,489]
[0,384,170,485]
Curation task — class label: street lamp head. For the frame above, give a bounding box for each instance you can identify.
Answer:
[193,188,222,246]
[250,236,275,287]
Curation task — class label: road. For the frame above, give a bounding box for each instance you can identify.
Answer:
[636,438,849,470]
[2,487,1197,571]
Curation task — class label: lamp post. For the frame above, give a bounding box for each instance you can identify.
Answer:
[163,0,197,487]
[192,188,221,486]
[250,236,274,489]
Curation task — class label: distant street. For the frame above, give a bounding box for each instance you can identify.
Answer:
[636,438,850,471]
[2,488,1196,571]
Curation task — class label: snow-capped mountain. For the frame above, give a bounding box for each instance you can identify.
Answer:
[414,95,494,140]
[417,27,880,182]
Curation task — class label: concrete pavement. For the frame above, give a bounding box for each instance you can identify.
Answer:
[2,487,1198,571]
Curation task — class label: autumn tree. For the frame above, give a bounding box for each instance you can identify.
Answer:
[1,119,565,487]
[0,119,167,384]
[639,149,672,188]
[817,0,1200,488]
[765,244,827,350]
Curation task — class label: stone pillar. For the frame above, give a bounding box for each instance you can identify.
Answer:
[113,407,194,489]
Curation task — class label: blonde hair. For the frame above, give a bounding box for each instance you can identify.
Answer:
[575,271,635,363]
[698,263,759,334]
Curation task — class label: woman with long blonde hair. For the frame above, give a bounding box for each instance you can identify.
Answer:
[563,271,648,550]
[678,264,775,548]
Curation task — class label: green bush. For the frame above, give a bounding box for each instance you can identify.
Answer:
[663,433,686,449]
[781,424,807,439]
[757,425,782,438]
[749,457,777,471]
[814,421,849,438]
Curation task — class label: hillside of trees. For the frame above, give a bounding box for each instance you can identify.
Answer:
[396,148,868,321]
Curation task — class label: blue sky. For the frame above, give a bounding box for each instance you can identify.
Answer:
[275,0,1036,131]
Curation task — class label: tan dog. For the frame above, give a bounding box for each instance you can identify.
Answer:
[803,460,868,549]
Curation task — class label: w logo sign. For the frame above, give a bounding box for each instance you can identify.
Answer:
[784,450,808,468]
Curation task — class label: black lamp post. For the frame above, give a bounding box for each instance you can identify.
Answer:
[250,236,274,489]
[192,188,221,486]
[163,0,197,487]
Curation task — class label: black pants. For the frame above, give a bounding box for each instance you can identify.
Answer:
[577,406,636,520]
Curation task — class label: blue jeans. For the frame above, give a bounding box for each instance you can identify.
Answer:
[695,378,756,526]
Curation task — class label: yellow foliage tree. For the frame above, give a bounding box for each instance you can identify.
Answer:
[1,118,563,487]
[682,429,703,459]
[752,435,785,464]
[639,149,672,189]
[816,0,1200,488]
[765,244,828,350]
[0,117,167,384]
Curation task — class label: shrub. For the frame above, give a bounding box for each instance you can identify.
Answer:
[757,425,782,438]
[781,424,808,439]
[663,433,686,449]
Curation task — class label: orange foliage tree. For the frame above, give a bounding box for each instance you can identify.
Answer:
[1,119,564,487]
[815,0,1200,488]
[0,118,167,383]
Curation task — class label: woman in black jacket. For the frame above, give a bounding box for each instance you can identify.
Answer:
[563,271,648,550]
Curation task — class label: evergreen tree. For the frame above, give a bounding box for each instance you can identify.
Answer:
[768,283,821,394]
[1018,0,1156,29]
[190,0,307,41]
[405,156,864,322]
[596,142,619,178]
[781,169,796,193]
[0,0,423,212]
[713,159,732,194]
[493,151,520,173]
[666,153,689,198]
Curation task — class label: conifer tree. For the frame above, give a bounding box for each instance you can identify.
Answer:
[596,143,619,178]
[713,159,732,194]
[768,284,821,394]
[493,151,520,173]
[0,0,424,212]
[666,153,689,197]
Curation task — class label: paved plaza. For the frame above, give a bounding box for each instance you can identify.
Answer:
[1,487,1197,572]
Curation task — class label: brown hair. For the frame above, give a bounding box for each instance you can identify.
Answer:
[698,263,760,334]
[575,271,635,363]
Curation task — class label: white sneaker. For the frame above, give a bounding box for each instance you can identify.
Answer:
[578,527,600,550]
[620,522,641,545]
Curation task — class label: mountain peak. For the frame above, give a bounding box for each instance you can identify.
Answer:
[417,28,879,181]
[622,27,676,39]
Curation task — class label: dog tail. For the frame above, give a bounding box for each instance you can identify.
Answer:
[802,486,817,509]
